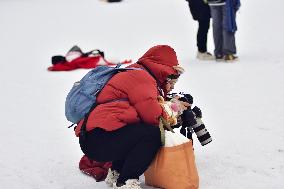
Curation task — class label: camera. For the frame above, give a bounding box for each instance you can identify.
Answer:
[168,93,212,146]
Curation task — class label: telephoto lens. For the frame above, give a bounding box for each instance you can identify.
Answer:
[192,118,212,146]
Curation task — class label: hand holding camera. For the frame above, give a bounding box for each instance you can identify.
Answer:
[168,92,212,146]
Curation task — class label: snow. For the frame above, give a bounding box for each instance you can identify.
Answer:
[0,0,284,188]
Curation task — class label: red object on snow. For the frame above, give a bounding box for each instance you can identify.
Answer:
[48,46,132,71]
[79,155,112,182]
[48,56,131,71]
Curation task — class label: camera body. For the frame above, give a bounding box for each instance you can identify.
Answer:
[168,92,212,146]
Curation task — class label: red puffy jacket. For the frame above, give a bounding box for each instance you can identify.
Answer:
[75,45,179,136]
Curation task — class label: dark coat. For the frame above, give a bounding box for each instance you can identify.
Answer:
[186,0,211,21]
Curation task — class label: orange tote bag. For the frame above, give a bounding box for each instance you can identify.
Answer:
[144,132,199,189]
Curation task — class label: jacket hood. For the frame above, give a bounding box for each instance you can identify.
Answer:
[137,45,179,85]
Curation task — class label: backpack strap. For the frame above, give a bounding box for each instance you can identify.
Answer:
[114,63,143,71]
[79,102,97,141]
[137,62,164,96]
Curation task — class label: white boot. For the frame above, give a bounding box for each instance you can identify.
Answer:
[196,51,215,60]
[113,179,142,189]
[105,169,120,187]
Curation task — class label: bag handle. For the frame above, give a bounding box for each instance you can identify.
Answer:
[159,117,175,146]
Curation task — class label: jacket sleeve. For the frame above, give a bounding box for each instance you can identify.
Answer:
[126,74,164,126]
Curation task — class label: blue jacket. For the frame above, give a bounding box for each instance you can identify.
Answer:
[226,0,241,33]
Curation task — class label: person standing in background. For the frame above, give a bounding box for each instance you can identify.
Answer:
[207,0,241,62]
[186,0,214,60]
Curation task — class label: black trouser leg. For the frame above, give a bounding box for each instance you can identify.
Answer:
[117,128,162,183]
[112,159,125,173]
[79,123,162,184]
[197,18,210,53]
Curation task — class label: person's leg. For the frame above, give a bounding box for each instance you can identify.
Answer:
[210,5,224,58]
[222,5,237,55]
[117,126,161,184]
[111,159,125,173]
[79,123,161,184]
[197,18,210,53]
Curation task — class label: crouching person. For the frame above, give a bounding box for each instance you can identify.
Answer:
[74,45,184,189]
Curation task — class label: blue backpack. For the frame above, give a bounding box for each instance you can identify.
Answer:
[65,64,141,124]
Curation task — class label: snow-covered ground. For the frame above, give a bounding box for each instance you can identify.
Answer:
[0,0,283,188]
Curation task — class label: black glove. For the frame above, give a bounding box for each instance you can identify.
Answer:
[181,109,197,127]
[192,106,202,118]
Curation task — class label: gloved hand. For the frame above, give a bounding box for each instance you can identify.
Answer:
[192,106,202,118]
[181,109,197,128]
[157,96,179,126]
